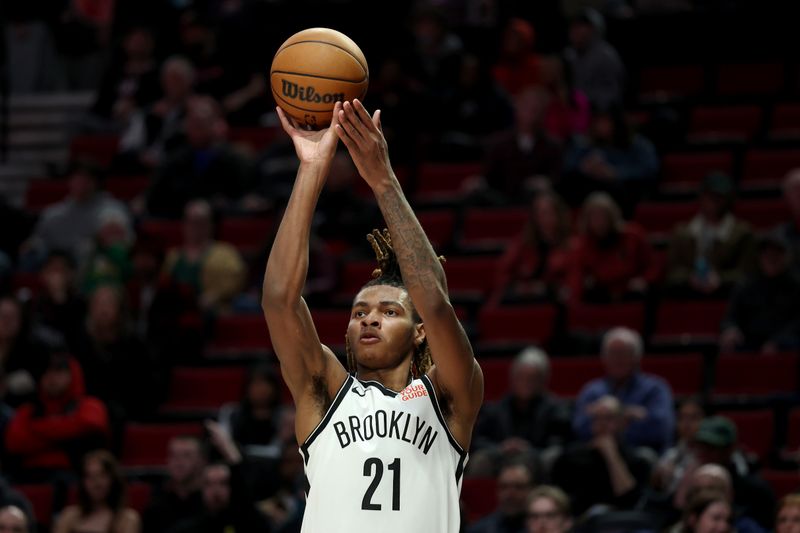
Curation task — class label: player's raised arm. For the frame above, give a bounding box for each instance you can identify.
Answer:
[262,103,347,439]
[335,100,483,448]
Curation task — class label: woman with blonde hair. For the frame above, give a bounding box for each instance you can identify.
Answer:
[776,494,800,533]
[526,485,573,533]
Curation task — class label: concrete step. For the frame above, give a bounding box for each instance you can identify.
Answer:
[7,130,70,148]
[8,111,78,129]
[9,91,94,113]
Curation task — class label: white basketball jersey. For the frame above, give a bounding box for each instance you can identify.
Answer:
[299,374,467,533]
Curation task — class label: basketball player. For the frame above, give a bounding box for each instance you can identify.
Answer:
[262,100,483,532]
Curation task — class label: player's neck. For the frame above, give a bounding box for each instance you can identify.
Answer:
[356,366,413,393]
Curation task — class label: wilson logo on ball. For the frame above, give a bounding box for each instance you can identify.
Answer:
[281,80,344,104]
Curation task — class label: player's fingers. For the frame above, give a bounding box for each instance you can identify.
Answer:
[353,99,377,131]
[276,107,295,135]
[339,107,365,146]
[329,101,343,129]
[343,101,369,136]
[335,123,358,152]
[372,109,382,132]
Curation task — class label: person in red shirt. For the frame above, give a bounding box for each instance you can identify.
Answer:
[541,55,591,142]
[491,191,574,304]
[567,192,660,303]
[4,353,110,482]
[492,18,543,96]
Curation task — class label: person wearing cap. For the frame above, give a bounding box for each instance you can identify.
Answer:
[719,232,800,353]
[688,417,775,530]
[665,172,756,297]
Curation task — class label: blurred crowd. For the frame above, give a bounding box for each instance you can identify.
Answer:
[1,0,800,532]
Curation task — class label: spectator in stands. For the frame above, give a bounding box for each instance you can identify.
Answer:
[473,348,572,470]
[491,18,543,96]
[146,96,253,218]
[5,5,63,94]
[672,488,732,533]
[541,55,591,143]
[21,161,129,270]
[4,353,110,481]
[491,191,574,304]
[0,505,30,533]
[126,236,166,340]
[143,436,207,532]
[665,172,756,297]
[563,9,626,110]
[525,485,573,533]
[719,232,800,353]
[116,56,196,173]
[30,251,86,351]
[776,494,800,533]
[80,207,134,294]
[567,193,660,303]
[257,442,305,531]
[687,417,775,529]
[653,398,707,494]
[552,395,652,516]
[53,450,141,533]
[777,169,800,273]
[54,0,113,91]
[90,26,160,127]
[574,327,674,451]
[162,200,246,314]
[563,108,659,214]
[483,88,563,202]
[407,6,463,91]
[171,421,271,533]
[467,461,535,533]
[0,196,36,269]
[0,296,47,406]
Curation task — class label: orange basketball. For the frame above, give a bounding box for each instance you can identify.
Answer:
[270,28,369,129]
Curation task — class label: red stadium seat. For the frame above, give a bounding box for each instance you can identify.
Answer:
[787,407,800,451]
[25,179,68,211]
[218,217,273,254]
[461,477,497,523]
[440,257,499,300]
[229,127,280,152]
[549,357,604,398]
[741,148,800,188]
[105,175,151,202]
[688,105,762,143]
[209,315,272,354]
[311,309,348,348]
[460,209,529,249]
[70,134,120,168]
[162,366,247,412]
[414,162,483,203]
[139,219,183,249]
[66,481,153,513]
[652,300,727,345]
[13,484,54,527]
[761,470,800,500]
[718,409,774,460]
[633,201,697,240]
[716,63,784,96]
[639,65,705,100]
[337,259,377,297]
[417,209,457,250]
[477,305,557,347]
[121,423,203,468]
[733,198,791,230]
[713,353,799,397]
[480,358,513,402]
[567,302,646,335]
[641,353,703,396]
[660,152,734,192]
[770,103,800,140]
[12,272,42,296]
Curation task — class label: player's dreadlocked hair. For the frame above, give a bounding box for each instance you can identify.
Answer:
[346,229,445,380]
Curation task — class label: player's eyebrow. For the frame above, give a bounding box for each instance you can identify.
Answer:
[379,300,404,308]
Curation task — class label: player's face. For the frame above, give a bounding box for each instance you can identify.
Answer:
[348,285,423,373]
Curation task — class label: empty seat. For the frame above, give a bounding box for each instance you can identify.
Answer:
[417,209,457,250]
[25,179,68,211]
[460,208,528,249]
[741,148,800,188]
[105,175,151,202]
[440,256,499,299]
[770,103,800,140]
[139,219,183,249]
[787,407,800,451]
[480,358,513,402]
[733,198,791,230]
[713,353,798,397]
[121,423,203,467]
[761,470,800,500]
[311,309,348,348]
[688,105,762,142]
[13,484,53,528]
[660,151,734,192]
[218,217,273,254]
[414,162,483,203]
[66,481,153,513]
[567,302,646,335]
[337,259,378,298]
[229,127,280,152]
[210,315,271,353]
[70,134,120,168]
[478,305,557,347]
[549,357,604,398]
[639,65,705,100]
[653,300,727,344]
[641,353,703,396]
[162,367,247,412]
[716,63,784,96]
[718,409,774,460]
[633,201,697,239]
[461,477,498,523]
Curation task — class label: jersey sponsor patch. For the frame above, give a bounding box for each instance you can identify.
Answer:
[399,383,428,401]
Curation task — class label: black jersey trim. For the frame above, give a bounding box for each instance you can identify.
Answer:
[300,374,354,457]
[420,374,466,456]
[357,378,402,397]
[455,452,467,483]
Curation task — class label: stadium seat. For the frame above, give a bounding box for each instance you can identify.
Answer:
[770,103,800,140]
[311,309,349,348]
[105,175,151,202]
[417,209,457,250]
[413,162,483,204]
[70,134,120,168]
[12,272,42,296]
[162,366,247,412]
[218,216,273,254]
[549,357,604,398]
[229,127,280,152]
[567,302,646,335]
[209,315,272,354]
[638,65,705,100]
[733,198,791,230]
[660,151,734,193]
[121,423,203,468]
[715,63,785,96]
[139,219,183,249]
[439,256,499,300]
[477,304,557,348]
[66,481,153,513]
[460,208,528,250]
[633,201,697,240]
[480,358,513,402]
[652,300,728,345]
[718,409,774,460]
[688,105,762,143]
[786,407,800,451]
[713,353,799,397]
[741,148,800,188]
[461,477,497,523]
[337,259,378,297]
[25,178,68,211]
[13,484,53,528]
[761,470,800,500]
[641,353,703,396]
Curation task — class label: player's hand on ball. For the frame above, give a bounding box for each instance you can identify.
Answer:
[277,101,342,165]
[336,99,392,188]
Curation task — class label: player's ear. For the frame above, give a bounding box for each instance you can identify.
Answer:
[414,323,426,346]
